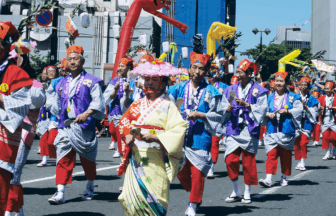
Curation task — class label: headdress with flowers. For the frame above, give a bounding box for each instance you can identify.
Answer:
[133,59,180,77]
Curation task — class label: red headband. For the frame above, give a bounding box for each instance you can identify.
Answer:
[275,71,288,79]
[300,77,311,84]
[120,58,133,66]
[0,21,19,41]
[230,75,238,84]
[312,91,321,98]
[210,64,219,72]
[237,59,258,75]
[326,81,335,88]
[61,58,69,69]
[190,51,211,68]
[45,66,57,72]
[66,45,84,56]
[139,54,154,63]
[270,80,275,87]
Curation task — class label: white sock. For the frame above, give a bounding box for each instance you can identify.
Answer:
[5,212,14,216]
[42,155,47,164]
[301,158,305,164]
[244,184,251,200]
[57,184,65,193]
[188,202,197,214]
[231,180,241,197]
[265,174,272,183]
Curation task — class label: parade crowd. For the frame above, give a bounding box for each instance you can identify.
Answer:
[0,21,334,216]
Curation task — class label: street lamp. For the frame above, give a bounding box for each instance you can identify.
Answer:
[285,27,301,55]
[252,28,271,71]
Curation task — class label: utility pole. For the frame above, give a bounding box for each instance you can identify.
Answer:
[195,0,198,35]
[50,0,58,65]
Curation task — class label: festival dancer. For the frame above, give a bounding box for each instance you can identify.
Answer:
[133,54,154,101]
[117,60,186,216]
[36,68,49,155]
[317,81,336,160]
[269,80,275,94]
[0,21,44,215]
[169,51,223,216]
[5,54,45,216]
[294,77,319,171]
[59,58,70,77]
[206,64,228,179]
[259,71,303,187]
[47,45,105,204]
[259,82,268,146]
[37,65,59,167]
[221,59,268,204]
[312,91,322,146]
[103,58,135,156]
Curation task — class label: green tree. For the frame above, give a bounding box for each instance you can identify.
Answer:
[30,49,52,80]
[240,44,312,81]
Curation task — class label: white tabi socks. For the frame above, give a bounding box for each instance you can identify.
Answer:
[42,155,47,165]
[230,180,241,197]
[265,174,272,183]
[244,184,251,200]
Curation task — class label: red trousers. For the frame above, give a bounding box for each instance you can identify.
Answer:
[177,160,205,203]
[211,136,220,164]
[266,146,292,176]
[313,124,321,142]
[108,121,122,153]
[6,184,23,213]
[0,168,11,216]
[322,129,336,150]
[294,134,309,160]
[225,148,258,185]
[55,149,96,185]
[39,130,57,158]
[259,125,266,140]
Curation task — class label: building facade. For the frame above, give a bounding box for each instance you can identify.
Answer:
[276,26,311,49]
[311,0,336,79]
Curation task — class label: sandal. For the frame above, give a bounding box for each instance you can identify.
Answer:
[225,195,241,203]
[37,162,47,167]
[241,198,252,204]
[259,179,272,187]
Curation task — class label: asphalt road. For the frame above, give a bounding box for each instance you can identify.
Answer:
[19,138,336,216]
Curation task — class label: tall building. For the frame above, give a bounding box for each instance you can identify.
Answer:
[311,0,336,79]
[161,0,235,68]
[276,26,311,49]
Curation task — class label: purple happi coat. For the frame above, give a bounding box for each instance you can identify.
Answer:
[224,82,268,138]
[58,71,103,131]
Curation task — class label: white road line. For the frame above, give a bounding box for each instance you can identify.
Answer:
[252,170,314,199]
[21,165,120,185]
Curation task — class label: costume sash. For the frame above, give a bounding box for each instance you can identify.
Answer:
[63,73,85,115]
[137,93,167,126]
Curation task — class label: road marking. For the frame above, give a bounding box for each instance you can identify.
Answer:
[253,170,314,199]
[21,165,120,185]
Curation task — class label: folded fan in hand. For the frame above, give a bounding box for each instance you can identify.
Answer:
[176,98,184,110]
[229,90,236,104]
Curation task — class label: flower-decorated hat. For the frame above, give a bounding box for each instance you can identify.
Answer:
[132,59,180,77]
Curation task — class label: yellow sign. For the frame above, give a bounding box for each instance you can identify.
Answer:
[0,83,9,93]
[67,107,71,113]
[149,129,157,136]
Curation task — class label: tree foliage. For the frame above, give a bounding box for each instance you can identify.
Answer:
[29,49,52,80]
[240,44,313,81]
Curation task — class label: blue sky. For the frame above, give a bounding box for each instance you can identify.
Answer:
[236,0,311,63]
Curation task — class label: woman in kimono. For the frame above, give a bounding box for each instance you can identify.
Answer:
[118,60,187,216]
[259,71,303,187]
[169,52,223,216]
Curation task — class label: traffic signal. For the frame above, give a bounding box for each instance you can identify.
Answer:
[193,34,204,54]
